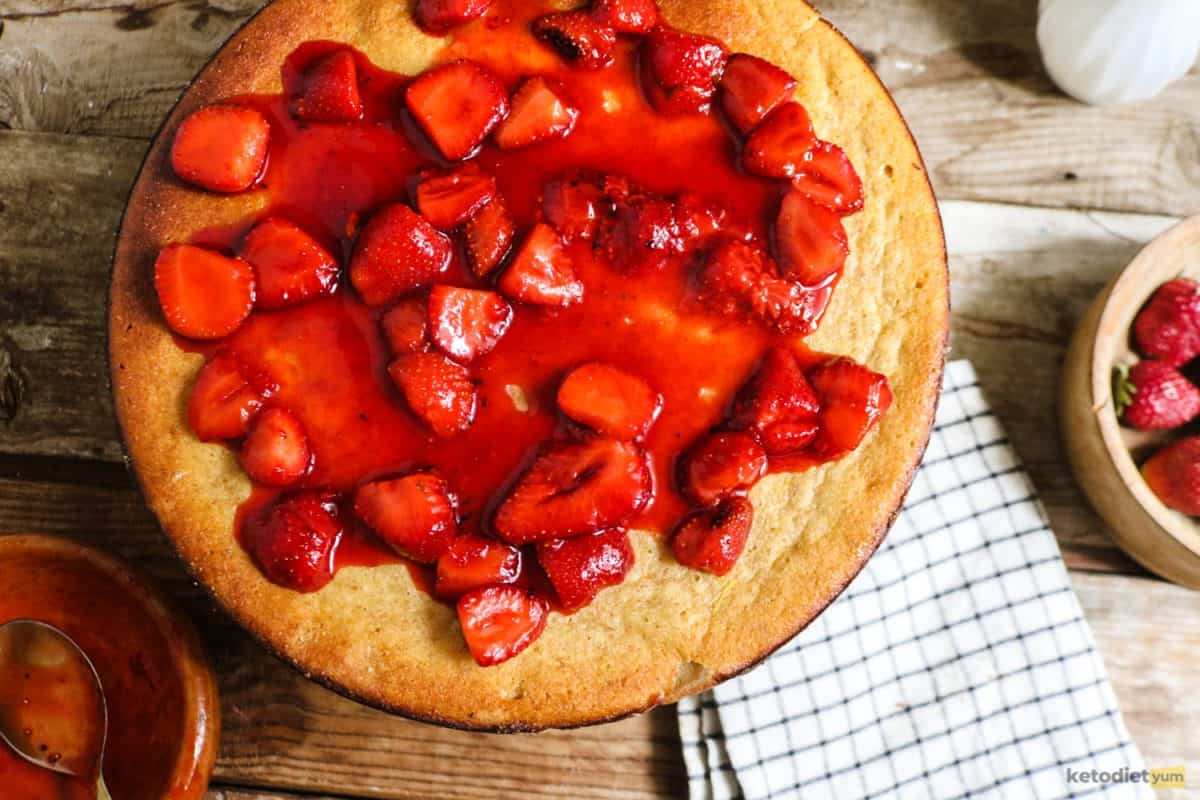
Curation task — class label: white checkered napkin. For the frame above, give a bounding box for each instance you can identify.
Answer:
[679,361,1149,800]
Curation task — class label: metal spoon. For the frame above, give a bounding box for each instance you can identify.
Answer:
[0,620,111,800]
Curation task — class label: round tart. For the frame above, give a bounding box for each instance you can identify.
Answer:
[109,0,948,729]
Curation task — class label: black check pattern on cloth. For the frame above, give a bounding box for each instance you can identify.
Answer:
[678,361,1147,800]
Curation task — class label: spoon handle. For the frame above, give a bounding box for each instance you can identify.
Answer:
[96,775,112,800]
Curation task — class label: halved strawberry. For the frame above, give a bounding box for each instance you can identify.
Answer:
[354,472,458,563]
[416,0,492,32]
[536,528,635,611]
[774,190,848,287]
[294,50,363,123]
[435,535,522,599]
[349,203,452,307]
[679,431,767,505]
[494,437,652,544]
[542,174,605,241]
[239,217,339,310]
[415,164,497,230]
[747,276,833,336]
[187,353,275,441]
[457,585,549,666]
[240,407,311,487]
[244,492,343,592]
[498,223,584,307]
[761,420,820,456]
[154,244,256,340]
[641,27,729,115]
[719,54,797,134]
[731,347,820,432]
[170,105,270,193]
[743,102,816,179]
[464,196,515,276]
[792,141,864,215]
[389,352,478,437]
[405,60,509,160]
[428,285,513,363]
[671,496,754,576]
[558,362,662,440]
[533,11,617,70]
[807,358,893,458]
[381,297,430,355]
[495,77,580,150]
[591,0,658,34]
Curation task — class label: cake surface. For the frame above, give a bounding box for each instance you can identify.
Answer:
[109,0,948,729]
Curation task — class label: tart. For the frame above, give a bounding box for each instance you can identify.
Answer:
[109,0,948,730]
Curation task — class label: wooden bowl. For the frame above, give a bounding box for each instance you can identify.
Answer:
[1062,214,1200,589]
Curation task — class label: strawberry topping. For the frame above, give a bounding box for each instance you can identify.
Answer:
[671,496,754,576]
[495,77,580,150]
[428,285,513,363]
[536,528,635,611]
[187,353,275,442]
[457,585,549,666]
[239,217,339,310]
[154,244,256,340]
[774,190,849,287]
[348,203,452,307]
[244,492,343,592]
[354,472,458,563]
[416,0,492,33]
[240,407,312,487]
[1133,279,1200,366]
[542,173,605,241]
[743,102,816,180]
[698,239,831,335]
[792,141,864,215]
[381,297,430,355]
[731,346,820,432]
[720,54,797,134]
[389,351,478,437]
[1116,361,1200,430]
[641,27,729,115]
[679,431,768,505]
[464,196,515,276]
[533,12,618,70]
[499,223,584,307]
[405,60,509,160]
[294,50,363,123]
[1143,437,1200,516]
[807,358,893,458]
[435,535,522,599]
[170,105,270,193]
[558,362,662,440]
[415,164,498,230]
[591,0,659,34]
[761,420,821,455]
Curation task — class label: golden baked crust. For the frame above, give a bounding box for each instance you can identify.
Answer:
[108,0,948,730]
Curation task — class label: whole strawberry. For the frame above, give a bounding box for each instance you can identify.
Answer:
[1143,437,1200,515]
[1116,361,1200,430]
[1133,278,1200,366]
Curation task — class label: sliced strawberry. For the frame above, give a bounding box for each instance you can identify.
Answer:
[792,141,864,215]
[533,11,617,70]
[807,358,893,458]
[774,190,848,287]
[679,431,767,505]
[354,472,458,563]
[542,174,605,241]
[747,276,833,336]
[435,535,522,599]
[348,203,452,307]
[697,238,772,317]
[536,528,635,611]
[495,77,580,150]
[294,50,363,123]
[187,353,275,441]
[457,585,549,666]
[240,407,311,487]
[498,223,584,307]
[674,191,727,244]
[1143,437,1200,516]
[743,102,816,179]
[381,297,430,355]
[464,196,515,276]
[598,194,686,272]
[239,217,339,310]
[591,0,658,34]
[428,285,513,363]
[416,0,491,32]
[671,496,754,576]
[761,420,820,455]
[244,492,343,592]
[719,54,797,134]
[641,27,729,115]
[558,363,662,440]
[494,438,652,544]
[389,352,478,437]
[170,105,270,193]
[405,60,509,160]
[731,347,820,432]
[154,244,256,340]
[415,164,497,230]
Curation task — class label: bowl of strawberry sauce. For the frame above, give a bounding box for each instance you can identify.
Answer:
[1062,213,1200,589]
[0,534,219,799]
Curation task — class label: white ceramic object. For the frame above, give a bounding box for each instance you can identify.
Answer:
[1037,0,1200,106]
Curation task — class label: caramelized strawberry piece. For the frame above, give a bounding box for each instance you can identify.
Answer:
[743,102,816,179]
[792,141,864,215]
[464,197,515,276]
[591,0,658,34]
[405,60,509,160]
[807,358,893,458]
[761,420,820,455]
[415,164,497,230]
[349,204,452,307]
[499,223,584,307]
[642,27,729,115]
[240,407,311,487]
[542,174,605,241]
[354,472,458,563]
[775,190,849,287]
[187,353,274,442]
[435,535,522,599]
[731,347,820,432]
[416,0,491,32]
[389,352,478,437]
[457,585,549,666]
[537,528,635,611]
[154,244,255,340]
[680,431,767,505]
[245,492,342,592]
[558,363,662,440]
[494,438,652,544]
[671,496,754,576]
[239,217,339,309]
[294,50,363,123]
[381,297,430,355]
[170,105,270,192]
[719,54,797,134]
[495,77,580,150]
[428,285,513,363]
[533,11,617,70]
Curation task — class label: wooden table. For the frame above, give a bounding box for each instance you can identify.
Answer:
[1,1,1197,797]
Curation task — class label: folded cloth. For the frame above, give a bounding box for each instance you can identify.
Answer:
[679,360,1148,800]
